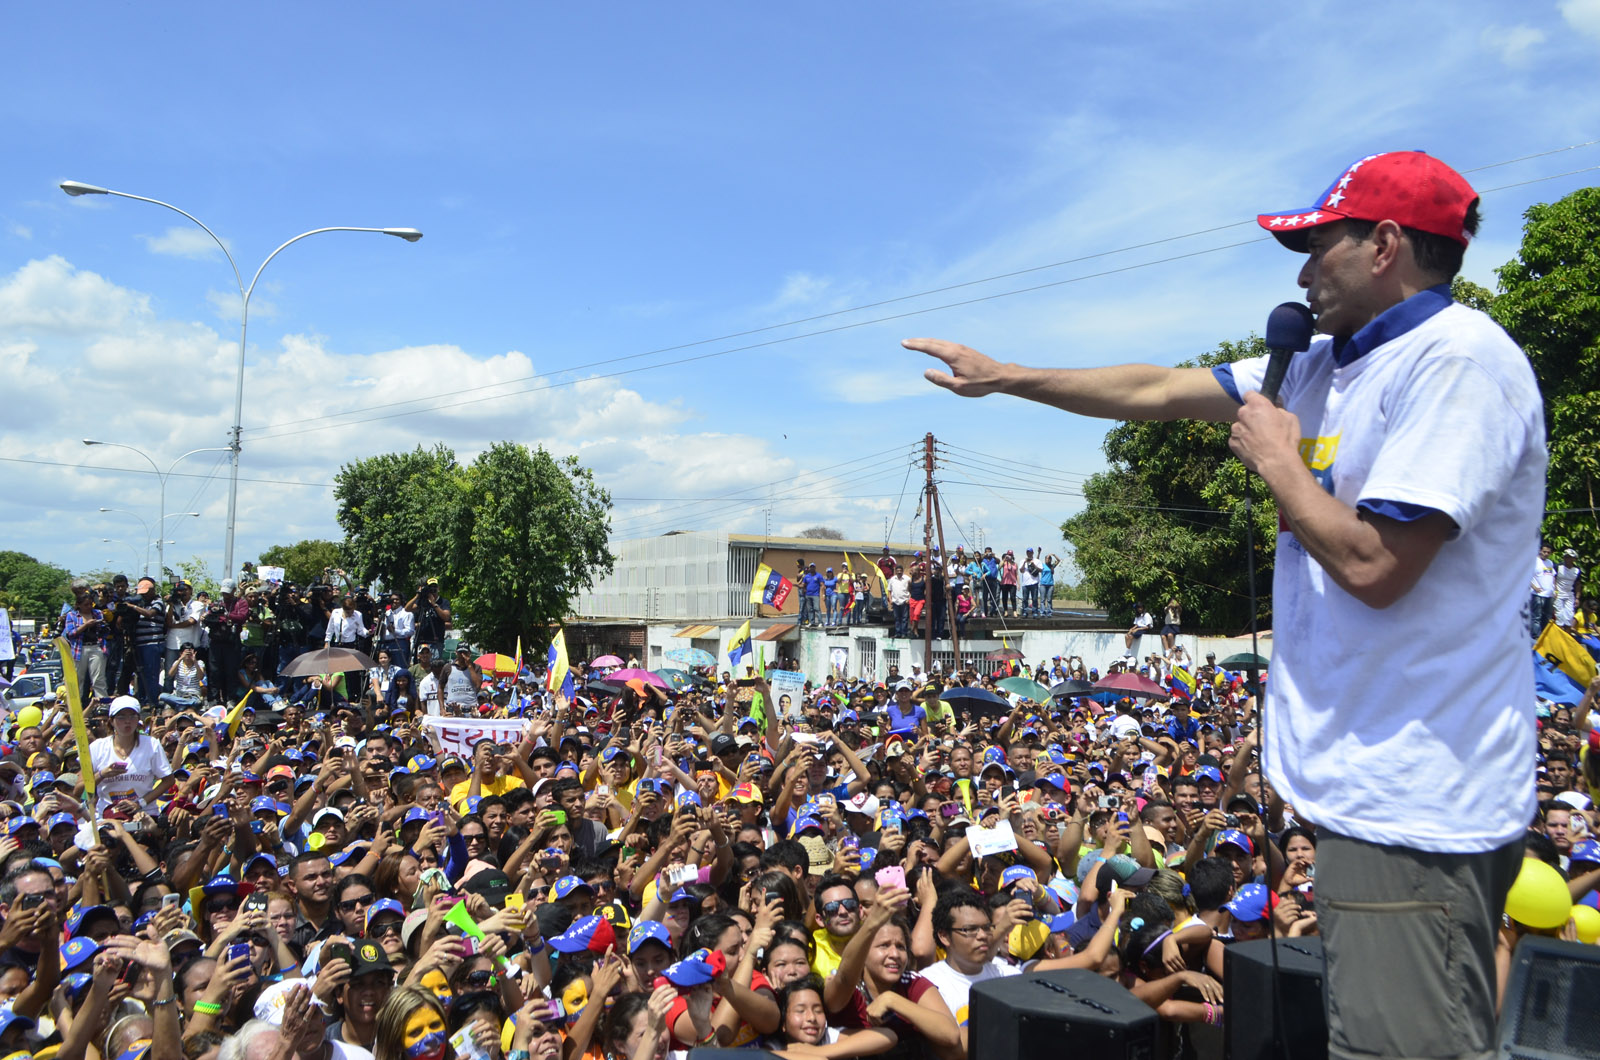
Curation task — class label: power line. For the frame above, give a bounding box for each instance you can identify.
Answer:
[243,236,1271,444]
[235,141,1600,444]
[0,454,337,490]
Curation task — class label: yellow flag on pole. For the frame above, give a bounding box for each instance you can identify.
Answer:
[53,637,96,806]
[225,689,255,740]
[857,553,888,591]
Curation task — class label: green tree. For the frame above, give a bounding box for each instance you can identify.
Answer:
[1060,339,1277,632]
[1487,186,1600,556]
[173,556,220,597]
[334,445,460,594]
[0,551,73,619]
[335,442,614,650]
[256,539,346,587]
[444,442,615,651]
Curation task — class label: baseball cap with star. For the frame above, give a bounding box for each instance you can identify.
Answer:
[1257,151,1477,253]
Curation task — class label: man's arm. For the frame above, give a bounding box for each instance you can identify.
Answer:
[1230,392,1455,609]
[910,339,1239,422]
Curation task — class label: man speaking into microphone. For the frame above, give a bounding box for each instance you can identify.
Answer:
[907,151,1544,1060]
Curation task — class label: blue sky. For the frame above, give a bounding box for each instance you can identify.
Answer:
[4,0,1599,585]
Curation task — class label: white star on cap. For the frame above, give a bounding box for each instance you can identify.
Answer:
[1302,211,1323,224]
[1283,215,1302,226]
[1325,190,1345,207]
[1268,216,1286,227]
[1362,154,1380,162]
[1348,160,1367,173]
[1337,174,1355,189]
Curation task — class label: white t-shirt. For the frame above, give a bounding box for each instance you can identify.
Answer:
[1223,299,1543,853]
[920,957,1020,1028]
[166,600,206,651]
[89,733,175,810]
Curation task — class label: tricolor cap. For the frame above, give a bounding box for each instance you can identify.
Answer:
[1569,838,1600,867]
[1215,829,1255,856]
[46,811,77,832]
[627,920,672,953]
[674,790,702,809]
[793,815,824,835]
[549,875,594,900]
[366,898,406,928]
[1258,151,1477,252]
[250,796,282,816]
[60,936,99,972]
[726,782,762,804]
[1000,865,1037,889]
[1193,766,1224,784]
[408,755,438,773]
[1224,882,1273,922]
[549,914,617,954]
[660,947,726,987]
[202,872,243,895]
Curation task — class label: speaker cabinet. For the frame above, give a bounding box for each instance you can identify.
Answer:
[969,967,1159,1060]
[1224,936,1328,1060]
[1498,935,1600,1060]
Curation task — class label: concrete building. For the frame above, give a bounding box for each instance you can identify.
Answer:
[564,531,1269,684]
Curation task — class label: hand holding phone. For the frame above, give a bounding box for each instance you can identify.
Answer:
[875,865,906,890]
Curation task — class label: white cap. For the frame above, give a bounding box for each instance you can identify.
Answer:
[110,695,141,716]
[1554,790,1594,811]
[894,679,915,692]
[312,806,345,825]
[845,792,880,817]
[220,579,238,592]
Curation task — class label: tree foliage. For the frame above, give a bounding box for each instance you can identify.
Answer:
[256,539,346,587]
[1487,186,1600,556]
[0,551,73,619]
[335,442,614,650]
[797,526,845,540]
[1061,339,1277,633]
[334,445,460,594]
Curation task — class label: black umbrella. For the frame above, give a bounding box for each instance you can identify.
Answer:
[1050,679,1097,697]
[586,679,623,694]
[939,685,1011,718]
[1218,652,1270,669]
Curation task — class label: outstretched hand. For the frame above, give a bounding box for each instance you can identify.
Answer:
[905,338,1010,398]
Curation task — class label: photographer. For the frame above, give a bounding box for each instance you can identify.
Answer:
[377,591,414,670]
[206,579,249,706]
[164,580,205,674]
[125,577,169,707]
[406,581,451,660]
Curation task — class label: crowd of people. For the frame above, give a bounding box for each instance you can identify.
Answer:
[792,547,1062,639]
[0,582,1594,1060]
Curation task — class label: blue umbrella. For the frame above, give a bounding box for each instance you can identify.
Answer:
[652,668,693,691]
[665,647,715,667]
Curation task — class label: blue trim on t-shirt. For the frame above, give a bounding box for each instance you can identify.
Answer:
[1330,283,1453,367]
[1212,364,1243,404]
[1357,499,1444,522]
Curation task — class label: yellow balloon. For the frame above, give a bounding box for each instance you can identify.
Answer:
[14,706,42,731]
[1505,857,1573,930]
[1571,903,1600,945]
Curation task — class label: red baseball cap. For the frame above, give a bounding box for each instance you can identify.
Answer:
[1257,151,1478,252]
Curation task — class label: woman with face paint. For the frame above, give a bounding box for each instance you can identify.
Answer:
[373,987,449,1060]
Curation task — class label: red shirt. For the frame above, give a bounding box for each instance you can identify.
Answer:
[667,970,773,1049]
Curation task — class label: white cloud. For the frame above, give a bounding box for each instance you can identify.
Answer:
[1482,24,1546,65]
[141,226,231,260]
[7,222,31,240]
[828,370,939,404]
[1561,0,1600,40]
[0,257,908,576]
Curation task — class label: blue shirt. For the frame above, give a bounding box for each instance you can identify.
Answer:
[823,576,838,597]
[802,573,823,596]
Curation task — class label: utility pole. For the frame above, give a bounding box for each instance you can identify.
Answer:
[923,434,936,672]
[932,460,958,664]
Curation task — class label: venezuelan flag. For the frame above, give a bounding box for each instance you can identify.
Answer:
[547,628,574,697]
[728,619,753,670]
[1169,666,1196,701]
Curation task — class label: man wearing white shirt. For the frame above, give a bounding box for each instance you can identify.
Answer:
[912,150,1540,1060]
[921,889,1020,1049]
[376,592,414,669]
[1530,543,1556,638]
[325,595,369,649]
[164,581,205,672]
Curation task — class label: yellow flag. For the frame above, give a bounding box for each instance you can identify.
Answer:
[857,553,888,591]
[1535,622,1596,686]
[53,637,96,803]
[225,689,255,740]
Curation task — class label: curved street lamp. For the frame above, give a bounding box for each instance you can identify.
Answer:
[62,180,422,579]
[83,441,226,579]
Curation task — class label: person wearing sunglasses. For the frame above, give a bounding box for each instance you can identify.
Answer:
[809,873,863,980]
[333,875,379,937]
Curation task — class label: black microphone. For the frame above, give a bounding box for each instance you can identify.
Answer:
[1260,302,1315,402]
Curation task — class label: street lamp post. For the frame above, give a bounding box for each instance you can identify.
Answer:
[83,441,226,580]
[101,539,142,572]
[97,508,152,573]
[60,180,422,581]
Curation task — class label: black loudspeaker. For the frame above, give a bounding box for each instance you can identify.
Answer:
[1224,937,1328,1060]
[1498,935,1600,1059]
[969,967,1158,1060]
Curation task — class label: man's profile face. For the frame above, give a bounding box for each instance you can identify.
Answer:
[1299,220,1386,338]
